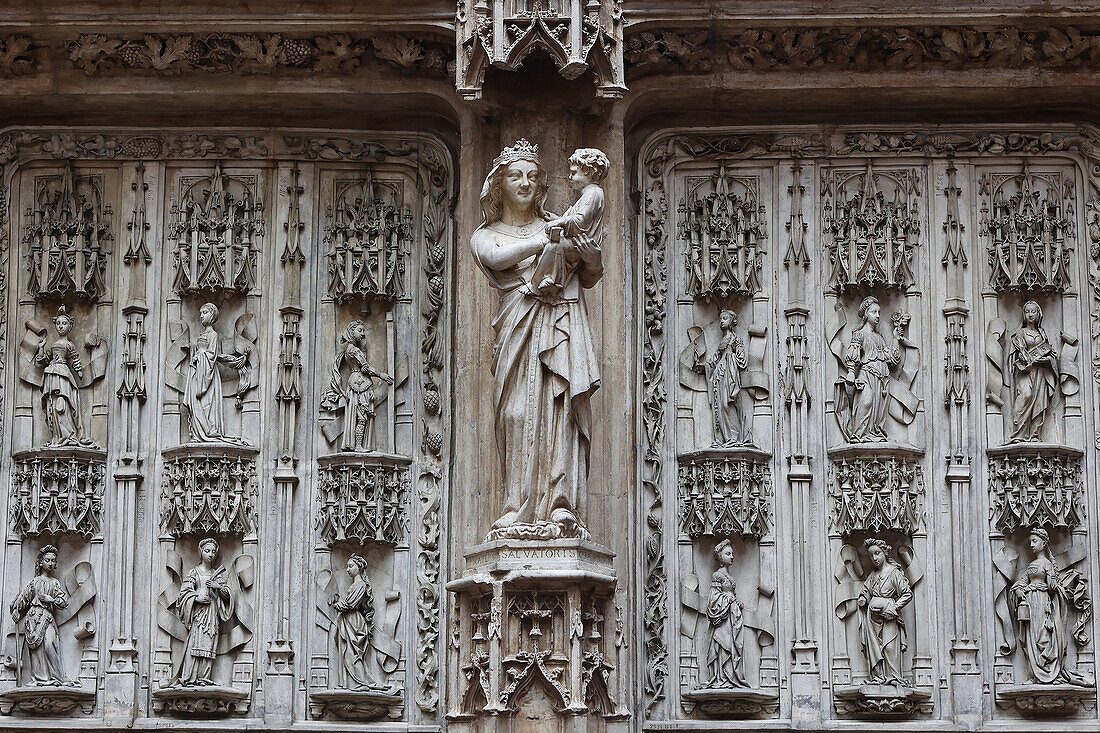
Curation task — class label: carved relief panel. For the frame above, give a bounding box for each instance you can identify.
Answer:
[640,128,1100,728]
[0,162,118,715]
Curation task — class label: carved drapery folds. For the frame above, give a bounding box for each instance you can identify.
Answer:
[160,446,258,538]
[316,454,409,547]
[679,167,765,299]
[457,0,625,100]
[678,452,771,539]
[324,173,411,302]
[981,165,1074,294]
[24,164,112,303]
[823,163,921,294]
[10,449,105,538]
[169,163,262,297]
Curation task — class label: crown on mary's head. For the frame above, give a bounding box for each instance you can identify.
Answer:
[493,138,540,167]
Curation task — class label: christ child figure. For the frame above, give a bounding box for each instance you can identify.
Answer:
[524,148,609,296]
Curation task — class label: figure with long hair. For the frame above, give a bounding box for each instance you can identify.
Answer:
[470,140,603,539]
[1010,528,1089,685]
[10,545,74,686]
[694,310,751,446]
[703,539,748,688]
[858,538,912,685]
[1008,300,1058,442]
[321,319,393,452]
[183,303,247,443]
[837,296,902,442]
[34,307,94,448]
[330,554,379,689]
[174,537,232,686]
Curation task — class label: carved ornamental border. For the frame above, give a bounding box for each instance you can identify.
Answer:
[636,122,1100,717]
[0,126,454,718]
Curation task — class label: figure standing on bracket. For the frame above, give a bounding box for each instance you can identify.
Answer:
[10,545,75,687]
[702,539,748,689]
[330,554,383,690]
[183,303,249,443]
[470,140,603,540]
[34,307,96,449]
[693,310,752,447]
[522,148,608,298]
[836,296,904,443]
[1008,300,1058,443]
[1009,528,1090,685]
[858,538,913,686]
[321,319,393,452]
[173,537,232,687]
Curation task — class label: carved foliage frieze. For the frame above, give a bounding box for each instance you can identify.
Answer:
[625,26,1100,77]
[67,33,449,77]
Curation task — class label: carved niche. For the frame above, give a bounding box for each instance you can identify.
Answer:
[823,162,921,294]
[456,0,626,100]
[0,545,98,716]
[679,166,766,300]
[324,172,412,303]
[169,162,263,297]
[24,164,112,303]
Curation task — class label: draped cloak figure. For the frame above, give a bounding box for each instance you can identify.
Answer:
[470,140,603,539]
[858,539,913,686]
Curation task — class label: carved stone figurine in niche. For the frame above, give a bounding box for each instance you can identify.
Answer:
[329,554,393,691]
[170,538,232,687]
[522,148,608,297]
[470,140,603,540]
[34,307,97,449]
[701,539,748,689]
[321,319,393,452]
[183,303,250,444]
[9,545,77,687]
[691,310,753,447]
[834,296,913,443]
[1008,301,1059,443]
[1009,528,1090,686]
[858,538,913,686]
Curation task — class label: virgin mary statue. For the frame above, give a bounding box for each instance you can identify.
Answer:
[470,140,603,540]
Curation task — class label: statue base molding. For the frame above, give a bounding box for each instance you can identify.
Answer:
[309,688,403,721]
[834,684,933,718]
[682,687,779,718]
[151,685,250,717]
[996,683,1096,716]
[453,538,617,587]
[0,684,96,715]
[448,538,622,721]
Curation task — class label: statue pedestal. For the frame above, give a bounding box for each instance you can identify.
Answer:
[682,687,778,718]
[447,539,624,724]
[0,684,96,715]
[834,684,932,718]
[151,685,249,717]
[309,688,403,721]
[996,683,1096,716]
